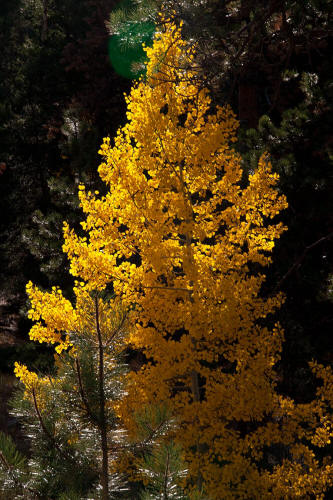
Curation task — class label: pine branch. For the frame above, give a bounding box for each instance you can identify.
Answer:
[0,450,11,471]
[163,447,170,500]
[32,388,72,462]
[75,358,97,424]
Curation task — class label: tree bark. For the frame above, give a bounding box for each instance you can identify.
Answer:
[95,297,109,500]
[41,0,48,42]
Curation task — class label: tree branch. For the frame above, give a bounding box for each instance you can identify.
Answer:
[75,358,96,423]
[142,285,192,294]
[32,388,71,461]
[276,231,333,289]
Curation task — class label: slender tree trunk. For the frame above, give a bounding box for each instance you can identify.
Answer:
[41,0,48,42]
[95,297,109,500]
[179,164,204,493]
[163,448,170,500]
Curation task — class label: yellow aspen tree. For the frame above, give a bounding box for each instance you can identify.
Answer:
[27,21,333,499]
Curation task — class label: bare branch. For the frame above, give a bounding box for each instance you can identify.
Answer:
[276,231,333,289]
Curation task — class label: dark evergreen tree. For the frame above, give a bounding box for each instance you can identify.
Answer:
[0,0,91,311]
[0,0,129,351]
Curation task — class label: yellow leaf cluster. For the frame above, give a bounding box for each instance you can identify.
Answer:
[14,362,53,410]
[24,280,126,354]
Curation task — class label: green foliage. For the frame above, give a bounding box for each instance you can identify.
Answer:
[1,291,196,498]
[8,375,99,498]
[0,295,135,498]
[108,0,156,78]
[134,404,174,443]
[0,0,86,306]
[57,492,82,500]
[238,62,333,402]
[139,442,188,500]
[0,431,26,469]
[0,0,129,333]
[0,431,29,499]
[125,404,192,499]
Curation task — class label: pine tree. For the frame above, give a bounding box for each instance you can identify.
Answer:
[61,22,333,499]
[0,295,193,498]
[139,441,188,500]
[0,0,92,322]
[124,403,194,499]
[0,288,130,499]
[240,66,333,399]
[0,0,129,338]
[20,0,132,297]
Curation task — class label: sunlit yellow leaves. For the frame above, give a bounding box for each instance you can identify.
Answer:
[25,278,128,353]
[14,362,40,391]
[14,362,53,407]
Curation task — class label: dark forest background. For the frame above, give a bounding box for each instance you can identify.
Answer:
[0,0,332,449]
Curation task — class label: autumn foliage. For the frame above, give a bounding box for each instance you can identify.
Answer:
[14,22,333,499]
